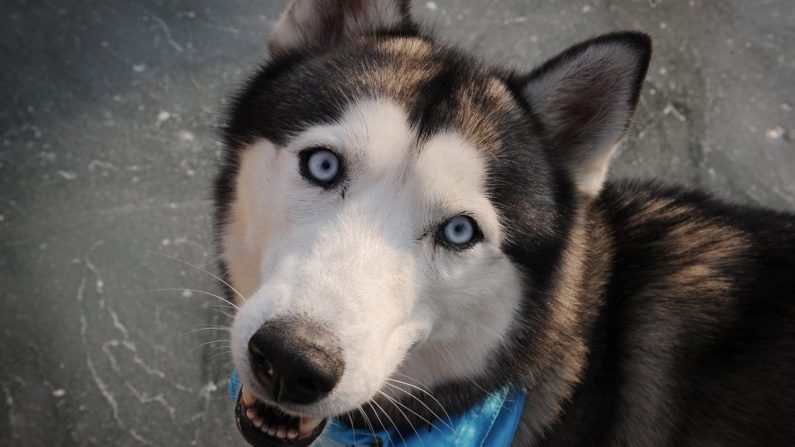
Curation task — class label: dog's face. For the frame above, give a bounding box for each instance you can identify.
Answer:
[216,1,650,445]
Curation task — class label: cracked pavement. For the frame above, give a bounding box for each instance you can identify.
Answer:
[1,1,793,446]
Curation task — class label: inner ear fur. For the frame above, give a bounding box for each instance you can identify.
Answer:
[521,32,652,195]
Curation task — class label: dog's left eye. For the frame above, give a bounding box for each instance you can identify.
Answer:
[438,215,482,249]
[299,148,342,187]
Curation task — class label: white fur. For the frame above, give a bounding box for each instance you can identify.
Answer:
[224,98,523,418]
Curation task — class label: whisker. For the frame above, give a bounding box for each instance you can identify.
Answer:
[346,412,358,446]
[212,310,235,320]
[387,378,453,430]
[149,251,246,303]
[208,304,236,310]
[367,402,395,447]
[324,399,354,443]
[179,326,231,339]
[357,407,378,440]
[190,339,231,352]
[147,287,239,310]
[205,349,233,362]
[205,306,236,320]
[186,324,231,331]
[378,388,443,434]
[466,377,491,395]
[205,344,232,355]
[378,390,424,445]
[384,381,453,430]
[371,398,406,447]
[392,372,433,393]
[207,304,237,316]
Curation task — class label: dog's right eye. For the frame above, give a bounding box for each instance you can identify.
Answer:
[299,148,343,188]
[437,215,483,250]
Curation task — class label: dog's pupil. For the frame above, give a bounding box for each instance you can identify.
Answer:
[321,160,330,171]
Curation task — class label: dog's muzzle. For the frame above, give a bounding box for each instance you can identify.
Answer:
[233,319,342,446]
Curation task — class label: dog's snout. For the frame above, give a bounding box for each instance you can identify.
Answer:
[247,319,344,405]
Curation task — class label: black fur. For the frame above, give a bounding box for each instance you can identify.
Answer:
[534,182,795,446]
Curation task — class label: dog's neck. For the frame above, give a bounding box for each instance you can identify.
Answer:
[513,195,615,444]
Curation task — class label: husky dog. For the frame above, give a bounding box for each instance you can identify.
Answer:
[214,1,795,445]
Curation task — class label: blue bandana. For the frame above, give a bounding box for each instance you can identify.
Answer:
[229,370,525,447]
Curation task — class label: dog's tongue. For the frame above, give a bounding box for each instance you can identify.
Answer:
[241,387,257,407]
[298,417,324,437]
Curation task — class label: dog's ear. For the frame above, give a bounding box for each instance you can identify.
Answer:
[269,0,412,57]
[521,32,651,195]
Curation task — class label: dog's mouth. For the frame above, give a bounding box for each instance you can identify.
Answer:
[235,386,327,447]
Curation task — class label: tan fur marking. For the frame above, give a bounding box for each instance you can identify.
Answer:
[374,36,432,57]
[454,77,520,153]
[518,197,614,441]
[361,64,440,100]
[642,205,750,299]
[350,36,442,106]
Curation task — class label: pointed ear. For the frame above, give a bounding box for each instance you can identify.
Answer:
[522,32,651,195]
[269,0,413,57]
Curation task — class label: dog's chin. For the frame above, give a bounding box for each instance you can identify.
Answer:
[235,386,327,447]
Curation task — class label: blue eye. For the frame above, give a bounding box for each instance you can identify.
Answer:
[440,215,482,249]
[300,148,342,187]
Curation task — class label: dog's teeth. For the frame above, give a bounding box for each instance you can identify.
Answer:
[260,423,270,433]
[245,409,257,420]
[299,417,322,434]
[287,429,298,440]
[251,417,264,428]
[277,427,287,438]
[267,427,277,436]
[241,387,256,407]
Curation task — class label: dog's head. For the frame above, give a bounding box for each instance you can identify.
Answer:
[216,1,650,445]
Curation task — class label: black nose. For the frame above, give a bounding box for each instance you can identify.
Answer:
[247,319,344,405]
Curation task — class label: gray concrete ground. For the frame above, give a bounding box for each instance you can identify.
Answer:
[0,1,793,446]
